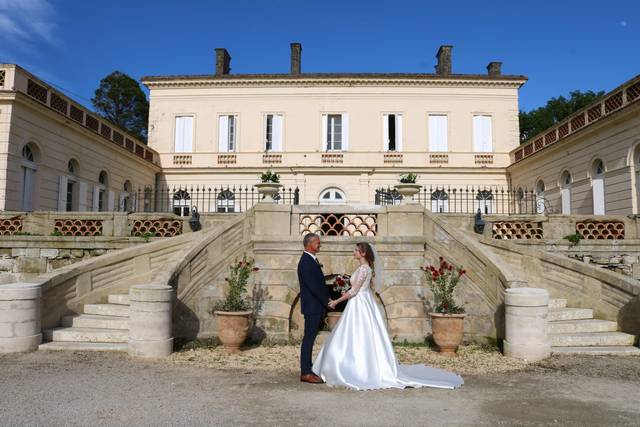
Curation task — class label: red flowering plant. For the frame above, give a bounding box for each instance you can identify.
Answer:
[212,255,260,312]
[421,257,466,314]
[332,274,351,294]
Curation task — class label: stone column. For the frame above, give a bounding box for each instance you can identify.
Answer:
[503,287,550,362]
[128,284,174,358]
[0,283,42,353]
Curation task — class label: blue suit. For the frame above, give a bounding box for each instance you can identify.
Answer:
[297,252,330,375]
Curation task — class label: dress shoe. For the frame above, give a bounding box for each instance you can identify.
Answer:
[300,373,324,384]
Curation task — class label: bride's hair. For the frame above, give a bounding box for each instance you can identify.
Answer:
[356,242,375,273]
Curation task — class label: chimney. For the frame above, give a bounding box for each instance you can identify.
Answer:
[290,42,302,75]
[215,48,231,75]
[487,61,502,76]
[435,45,453,76]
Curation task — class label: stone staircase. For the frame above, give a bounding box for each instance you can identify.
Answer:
[39,294,130,352]
[549,298,640,355]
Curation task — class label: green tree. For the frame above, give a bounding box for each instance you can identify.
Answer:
[92,71,149,143]
[519,90,605,143]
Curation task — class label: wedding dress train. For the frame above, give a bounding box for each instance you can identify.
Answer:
[313,264,464,390]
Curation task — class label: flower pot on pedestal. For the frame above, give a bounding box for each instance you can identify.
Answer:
[254,183,283,203]
[394,183,422,205]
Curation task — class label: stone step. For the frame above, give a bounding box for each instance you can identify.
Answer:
[39,341,127,352]
[549,319,618,334]
[43,327,128,343]
[107,294,130,306]
[551,346,640,356]
[548,308,593,322]
[84,303,129,317]
[61,314,129,330]
[548,298,567,309]
[550,332,636,347]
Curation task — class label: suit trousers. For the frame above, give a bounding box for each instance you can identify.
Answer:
[300,313,324,375]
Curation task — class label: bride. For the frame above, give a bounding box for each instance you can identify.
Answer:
[312,242,464,390]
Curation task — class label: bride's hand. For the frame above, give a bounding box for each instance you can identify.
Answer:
[328,300,337,309]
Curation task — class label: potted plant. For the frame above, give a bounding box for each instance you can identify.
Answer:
[394,173,422,204]
[255,170,283,203]
[212,255,260,353]
[324,273,351,330]
[422,257,466,356]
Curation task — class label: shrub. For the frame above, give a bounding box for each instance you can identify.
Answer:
[421,257,466,314]
[259,170,280,183]
[399,173,417,184]
[212,255,260,312]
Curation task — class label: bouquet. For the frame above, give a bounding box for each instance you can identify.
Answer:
[332,274,351,294]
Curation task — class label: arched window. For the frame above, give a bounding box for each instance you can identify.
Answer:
[21,143,38,211]
[430,189,449,213]
[475,190,493,214]
[63,159,79,211]
[121,180,132,212]
[592,159,605,215]
[535,180,546,214]
[217,189,235,213]
[173,190,191,216]
[94,170,109,211]
[516,187,525,214]
[560,171,572,215]
[319,188,346,205]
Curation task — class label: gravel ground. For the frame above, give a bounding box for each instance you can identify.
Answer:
[1,347,639,426]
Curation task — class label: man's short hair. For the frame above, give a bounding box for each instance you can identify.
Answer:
[303,233,319,248]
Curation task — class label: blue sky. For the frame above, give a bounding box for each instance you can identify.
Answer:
[0,0,638,111]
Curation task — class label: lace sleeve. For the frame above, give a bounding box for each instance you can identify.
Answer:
[347,265,370,297]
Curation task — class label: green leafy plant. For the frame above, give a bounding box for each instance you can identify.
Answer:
[142,231,156,242]
[50,230,63,237]
[399,173,417,184]
[13,231,33,236]
[212,255,260,312]
[421,257,466,314]
[259,170,280,183]
[564,233,582,247]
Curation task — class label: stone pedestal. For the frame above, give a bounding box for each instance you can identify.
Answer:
[0,283,42,353]
[128,284,174,358]
[503,287,550,362]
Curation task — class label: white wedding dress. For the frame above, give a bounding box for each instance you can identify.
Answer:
[313,264,464,390]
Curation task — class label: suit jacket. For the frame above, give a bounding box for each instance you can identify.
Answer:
[297,252,330,315]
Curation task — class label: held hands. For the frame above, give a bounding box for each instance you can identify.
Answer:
[328,299,337,310]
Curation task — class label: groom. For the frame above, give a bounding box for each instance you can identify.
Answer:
[297,232,330,384]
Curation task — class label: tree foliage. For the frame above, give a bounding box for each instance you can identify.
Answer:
[92,71,149,143]
[519,90,605,143]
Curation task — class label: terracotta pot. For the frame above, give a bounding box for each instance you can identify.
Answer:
[325,312,342,330]
[394,183,422,204]
[214,310,253,353]
[430,312,466,356]
[254,183,283,203]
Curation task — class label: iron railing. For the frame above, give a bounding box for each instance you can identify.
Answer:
[130,185,299,215]
[375,185,549,215]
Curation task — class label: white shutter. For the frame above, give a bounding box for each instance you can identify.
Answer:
[396,114,403,152]
[321,114,328,151]
[21,168,34,211]
[174,117,184,152]
[78,181,87,211]
[218,115,229,153]
[474,116,492,152]
[272,114,283,152]
[561,187,571,214]
[119,193,126,211]
[383,114,389,151]
[107,191,115,211]
[473,116,482,152]
[593,177,605,215]
[342,113,349,151]
[429,115,447,151]
[174,117,193,153]
[92,186,100,212]
[58,175,68,211]
[482,116,492,152]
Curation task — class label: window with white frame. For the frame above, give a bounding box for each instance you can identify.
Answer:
[265,114,283,151]
[428,115,448,152]
[174,116,193,153]
[21,144,37,211]
[430,189,449,213]
[592,159,605,215]
[322,114,348,151]
[383,114,403,151]
[473,115,493,152]
[218,115,237,152]
[59,159,79,212]
[560,171,572,215]
[319,188,346,204]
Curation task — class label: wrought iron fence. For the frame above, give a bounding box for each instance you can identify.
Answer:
[131,185,299,215]
[375,185,548,215]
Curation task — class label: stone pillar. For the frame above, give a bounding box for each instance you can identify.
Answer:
[503,287,550,362]
[0,283,42,353]
[128,284,174,358]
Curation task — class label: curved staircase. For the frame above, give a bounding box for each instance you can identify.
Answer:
[549,298,639,355]
[39,293,130,352]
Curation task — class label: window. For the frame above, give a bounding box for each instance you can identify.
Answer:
[592,159,605,215]
[265,114,283,151]
[121,180,132,212]
[217,190,235,213]
[319,188,346,204]
[21,144,38,211]
[218,115,237,152]
[323,114,349,151]
[173,190,190,216]
[473,115,493,152]
[431,189,449,213]
[560,171,572,215]
[535,180,546,214]
[61,159,79,212]
[475,190,493,214]
[174,116,193,152]
[383,114,403,151]
[428,115,448,152]
[94,170,108,212]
